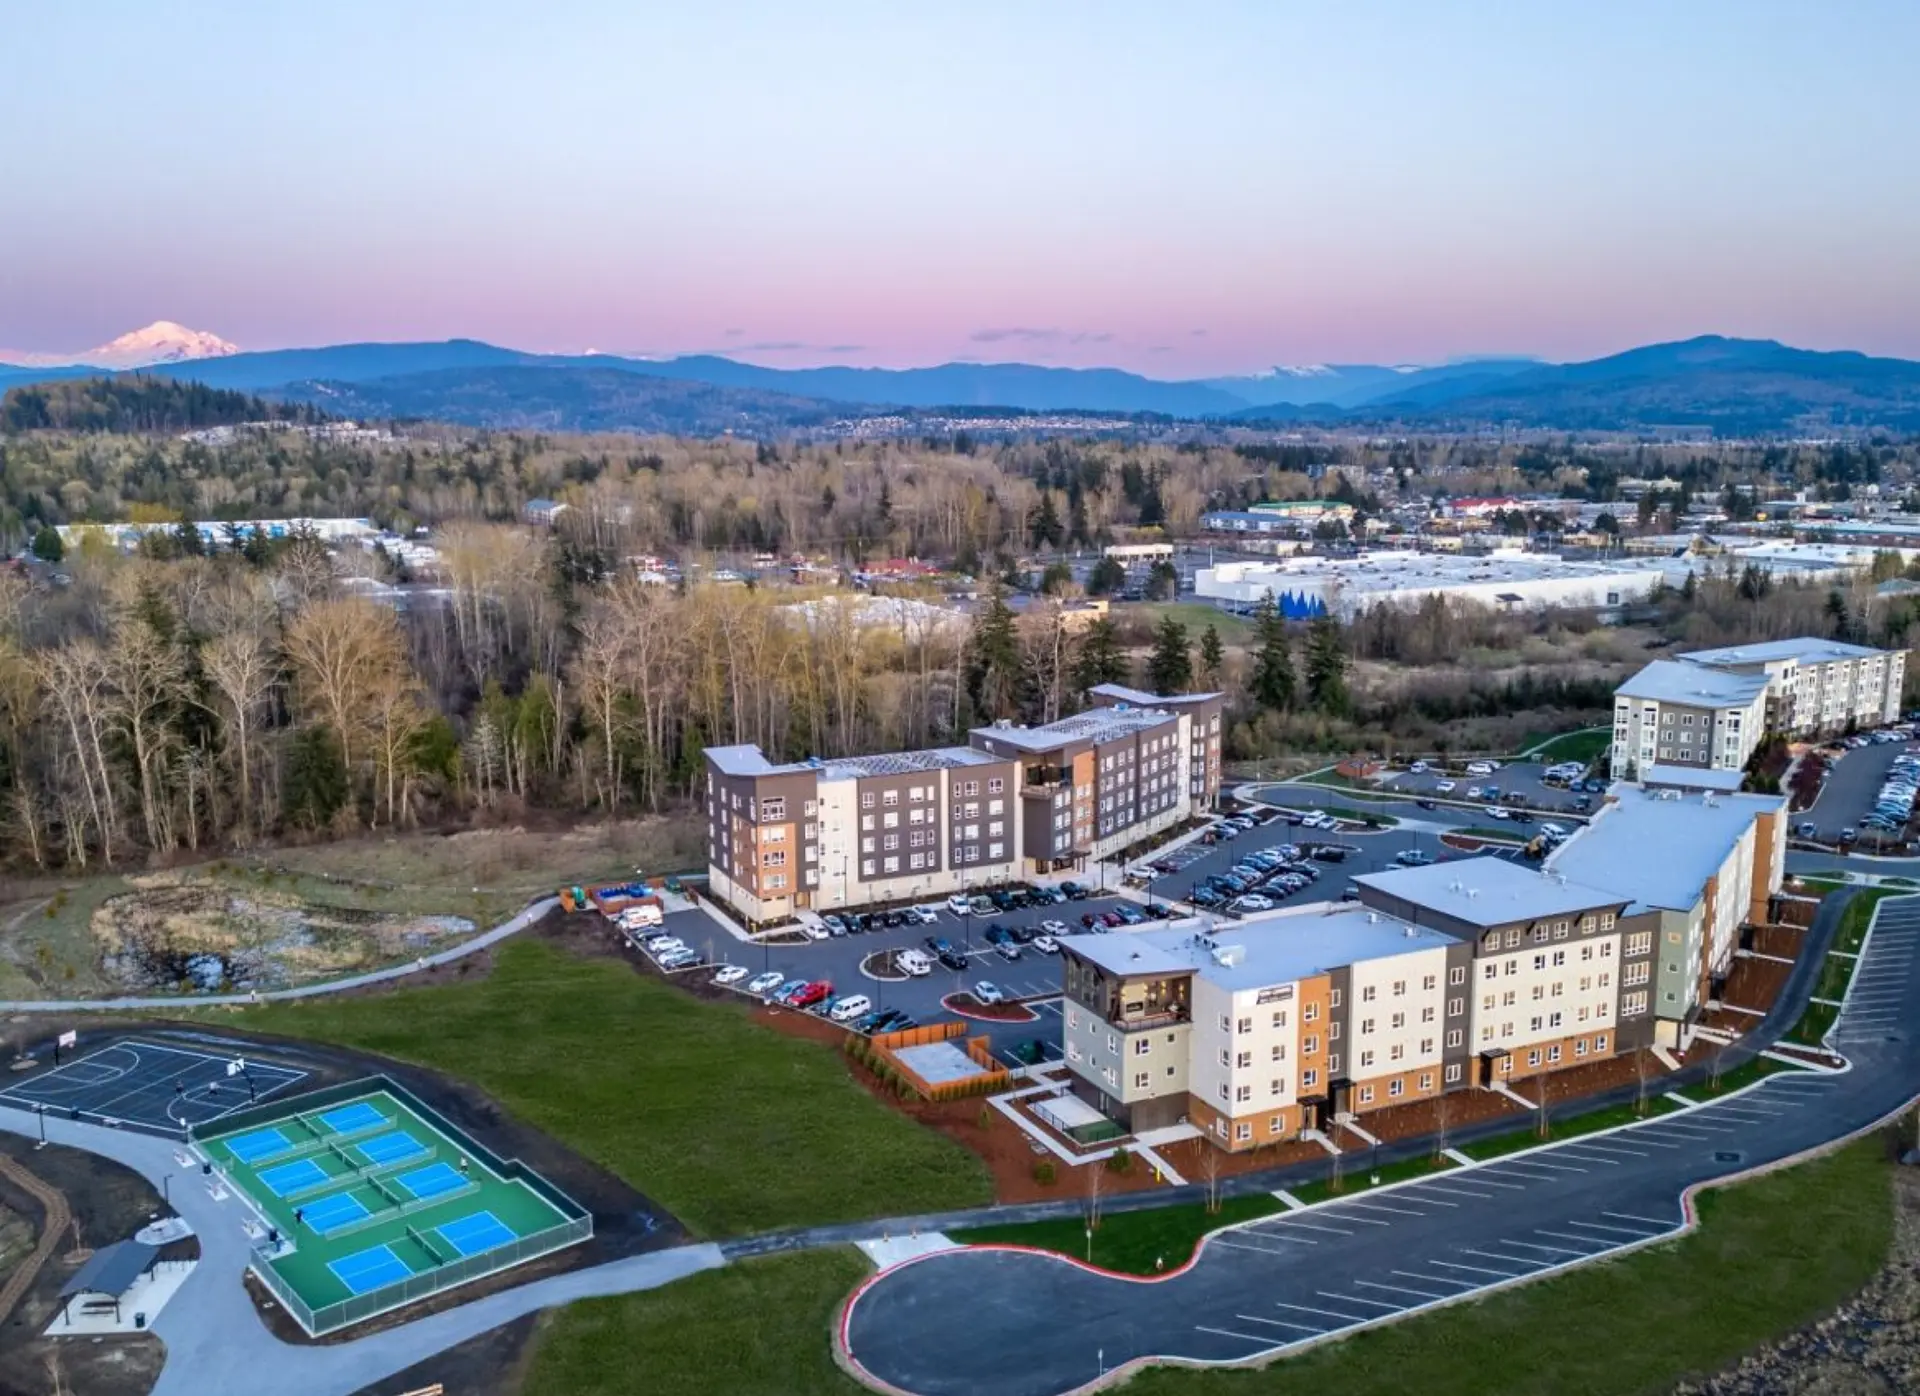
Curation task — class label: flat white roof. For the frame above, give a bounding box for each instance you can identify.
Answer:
[972,706,1178,752]
[706,743,995,780]
[1545,785,1785,914]
[1679,637,1894,668]
[1640,764,1747,793]
[1205,551,1651,594]
[1353,856,1621,927]
[1065,905,1452,992]
[1615,659,1771,708]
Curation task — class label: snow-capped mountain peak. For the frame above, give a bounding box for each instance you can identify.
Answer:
[84,321,240,368]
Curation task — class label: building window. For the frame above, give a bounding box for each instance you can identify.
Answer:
[1357,1085,1375,1105]
[1444,1062,1463,1084]
[1446,1029,1462,1048]
[1235,1122,1253,1143]
[1361,985,1376,1003]
[1133,1037,1150,1056]
[1271,1010,1288,1028]
[1388,1079,1405,1098]
[1235,1085,1252,1103]
[1359,1050,1375,1069]
[861,793,875,809]
[1237,1017,1253,1034]
[1304,1003,1319,1022]
[1596,1034,1609,1051]
[1236,1051,1252,1068]
[1526,1049,1542,1067]
[1303,1035,1319,1054]
[987,778,1004,795]
[1547,1044,1562,1063]
[1134,1072,1150,1089]
[1447,997,1463,1017]
[1449,965,1466,986]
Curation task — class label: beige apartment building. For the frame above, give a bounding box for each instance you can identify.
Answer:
[1675,637,1907,736]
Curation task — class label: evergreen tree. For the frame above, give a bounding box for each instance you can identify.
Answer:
[966,587,1023,720]
[876,479,894,527]
[1145,559,1179,600]
[1086,557,1127,595]
[1029,491,1064,548]
[1249,596,1296,711]
[30,524,62,563]
[1071,617,1130,696]
[1145,616,1192,694]
[283,726,351,829]
[1680,570,1698,601]
[1197,624,1225,687]
[1304,615,1350,715]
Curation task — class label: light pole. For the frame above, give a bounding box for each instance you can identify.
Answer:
[162,1173,173,1207]
[34,1105,46,1150]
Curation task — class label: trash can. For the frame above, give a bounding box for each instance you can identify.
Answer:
[134,1314,146,1330]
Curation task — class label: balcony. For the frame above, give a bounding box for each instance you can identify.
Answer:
[1112,1001,1191,1031]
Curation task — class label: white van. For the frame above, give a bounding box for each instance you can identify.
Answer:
[829,994,873,1023]
[896,949,933,977]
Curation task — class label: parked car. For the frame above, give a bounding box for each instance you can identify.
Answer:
[773,978,810,1003]
[1031,935,1059,955]
[1061,881,1091,900]
[823,915,848,937]
[1237,894,1275,911]
[829,994,873,1023]
[1466,760,1497,776]
[937,950,969,971]
[1041,920,1069,937]
[869,1009,908,1033]
[909,905,940,925]
[896,949,933,977]
[1409,760,1430,774]
[1434,779,1456,793]
[801,921,831,941]
[947,895,973,915]
[659,947,701,970]
[996,941,1022,961]
[712,964,749,986]
[984,923,1013,945]
[973,981,1006,1005]
[790,981,833,1009]
[747,970,785,995]
[1144,903,1173,919]
[925,935,957,956]
[1394,849,1435,867]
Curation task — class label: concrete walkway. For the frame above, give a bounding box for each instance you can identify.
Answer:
[3,1104,722,1396]
[0,897,558,1014]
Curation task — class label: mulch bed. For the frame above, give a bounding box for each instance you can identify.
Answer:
[942,994,1037,1023]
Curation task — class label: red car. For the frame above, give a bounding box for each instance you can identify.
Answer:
[1099,911,1124,928]
[790,980,833,1009]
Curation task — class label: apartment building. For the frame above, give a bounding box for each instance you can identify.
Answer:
[1608,660,1770,782]
[1086,684,1225,809]
[704,687,1224,922]
[1353,857,1659,1084]
[1058,907,1462,1149]
[1675,637,1907,736]
[1546,785,1787,1047]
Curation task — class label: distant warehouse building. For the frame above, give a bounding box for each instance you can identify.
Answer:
[703,687,1223,923]
[1195,550,1660,620]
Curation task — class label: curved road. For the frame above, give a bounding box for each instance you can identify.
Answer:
[841,893,1920,1396]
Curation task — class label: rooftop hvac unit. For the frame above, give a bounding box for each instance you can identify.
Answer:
[1367,912,1379,924]
[1213,945,1246,967]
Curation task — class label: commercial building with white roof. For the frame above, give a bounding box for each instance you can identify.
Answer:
[1195,550,1661,620]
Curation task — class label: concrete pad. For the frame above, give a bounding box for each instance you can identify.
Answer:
[894,1041,985,1087]
[857,1232,959,1268]
[50,1259,194,1335]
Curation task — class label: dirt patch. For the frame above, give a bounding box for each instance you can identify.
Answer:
[350,1311,541,1396]
[942,994,1038,1023]
[1752,924,1808,960]
[92,874,475,994]
[0,1135,175,1396]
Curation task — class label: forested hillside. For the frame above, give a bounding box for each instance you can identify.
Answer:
[0,375,317,434]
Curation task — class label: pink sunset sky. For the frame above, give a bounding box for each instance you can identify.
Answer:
[3,2,1917,376]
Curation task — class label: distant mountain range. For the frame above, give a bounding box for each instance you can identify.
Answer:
[5,329,1919,435]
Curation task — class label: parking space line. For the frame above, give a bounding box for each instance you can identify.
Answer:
[1536,1229,1609,1248]
[1390,1190,1460,1207]
[1435,1256,1528,1278]
[1233,1314,1328,1336]
[1444,1172,1527,1189]
[1322,1290,1400,1310]
[1196,1324,1288,1346]
[1544,1149,1621,1166]
[1215,1233,1316,1254]
[1496,1238,1583,1257]
[1336,1199,1433,1218]
[1463,1247,1542,1269]
[1355,1277,1449,1301]
[1567,1219,1661,1238]
[1605,1210,1675,1228]
[1561,1139,1650,1156]
[1411,1183,1500,1200]
[1479,1159,1584,1178]
[1264,1219,1356,1238]
[1274,1300,1371,1324]
[1314,1210,1391,1227]
[1393,1269,1474,1289]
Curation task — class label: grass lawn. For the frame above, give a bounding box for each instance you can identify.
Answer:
[515,1136,1897,1396]
[1697,1054,1801,1095]
[1522,728,1612,766]
[1293,1153,1456,1203]
[1461,1097,1680,1161]
[222,938,993,1237]
[1452,827,1527,844]
[954,1193,1288,1275]
[1132,602,1255,646]
[521,1249,871,1396]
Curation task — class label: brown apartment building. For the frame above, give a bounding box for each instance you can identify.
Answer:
[705,687,1225,923]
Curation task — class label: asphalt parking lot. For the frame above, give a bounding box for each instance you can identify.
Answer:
[1796,737,1919,842]
[1382,759,1603,817]
[636,894,1145,1055]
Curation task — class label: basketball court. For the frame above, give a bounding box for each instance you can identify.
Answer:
[0,1038,306,1136]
